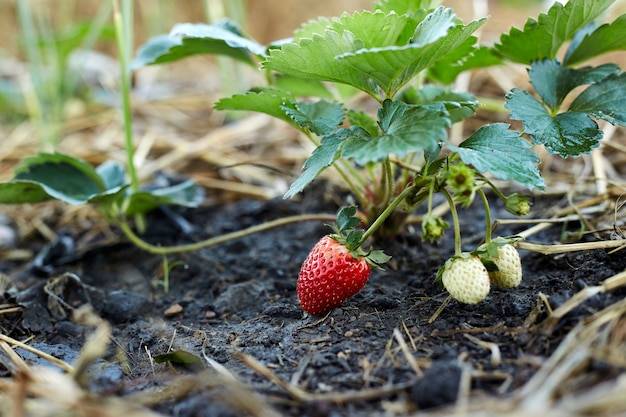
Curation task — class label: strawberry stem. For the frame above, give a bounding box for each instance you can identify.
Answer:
[483,177,508,202]
[441,188,462,256]
[116,213,337,255]
[357,184,416,248]
[303,130,367,209]
[426,177,436,216]
[381,157,394,209]
[477,188,493,244]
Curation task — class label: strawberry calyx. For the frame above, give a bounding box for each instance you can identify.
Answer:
[436,252,491,304]
[474,237,523,289]
[504,193,532,216]
[445,162,478,207]
[435,252,472,286]
[328,206,391,269]
[422,215,449,242]
[474,236,522,272]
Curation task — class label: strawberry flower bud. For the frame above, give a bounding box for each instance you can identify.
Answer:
[422,215,449,242]
[505,193,531,216]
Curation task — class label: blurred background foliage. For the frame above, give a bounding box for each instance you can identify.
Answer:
[0,0,560,124]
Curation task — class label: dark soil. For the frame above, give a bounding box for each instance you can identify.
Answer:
[1,184,625,416]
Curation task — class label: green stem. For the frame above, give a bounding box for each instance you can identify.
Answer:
[114,0,145,232]
[302,130,367,208]
[116,213,337,255]
[477,188,492,244]
[336,164,367,208]
[203,0,248,97]
[381,158,394,209]
[477,96,509,114]
[160,255,171,294]
[113,0,138,194]
[441,188,462,256]
[358,185,416,247]
[338,156,366,188]
[16,0,52,144]
[483,177,508,202]
[426,178,436,215]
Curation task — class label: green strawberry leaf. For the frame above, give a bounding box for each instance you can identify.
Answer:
[96,160,127,191]
[89,160,130,207]
[366,249,392,267]
[565,15,626,66]
[0,154,130,207]
[346,109,379,137]
[373,0,442,15]
[338,16,486,97]
[132,20,265,69]
[12,152,105,204]
[329,11,414,48]
[506,89,602,157]
[341,100,449,164]
[281,100,345,136]
[494,0,615,64]
[529,59,620,110]
[124,179,201,216]
[481,258,499,273]
[273,74,334,99]
[447,123,545,190]
[0,152,200,216]
[293,17,333,41]
[0,181,53,204]
[335,206,360,232]
[214,88,298,126]
[372,0,439,42]
[569,72,626,125]
[262,25,376,97]
[409,6,456,48]
[292,10,413,49]
[424,144,443,166]
[428,44,502,84]
[345,229,365,251]
[399,85,478,123]
[264,9,483,99]
[283,126,370,198]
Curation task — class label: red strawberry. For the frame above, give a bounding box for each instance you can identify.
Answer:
[297,207,390,315]
[297,235,371,315]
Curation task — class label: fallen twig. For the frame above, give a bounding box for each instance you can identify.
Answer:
[516,239,626,255]
[234,350,414,405]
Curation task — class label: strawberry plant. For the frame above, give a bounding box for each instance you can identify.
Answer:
[133,0,626,307]
[2,0,626,309]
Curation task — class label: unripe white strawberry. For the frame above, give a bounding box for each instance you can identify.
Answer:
[488,244,522,288]
[440,254,490,304]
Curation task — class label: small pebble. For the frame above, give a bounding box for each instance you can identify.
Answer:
[102,290,149,324]
[164,303,184,317]
[0,217,16,248]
